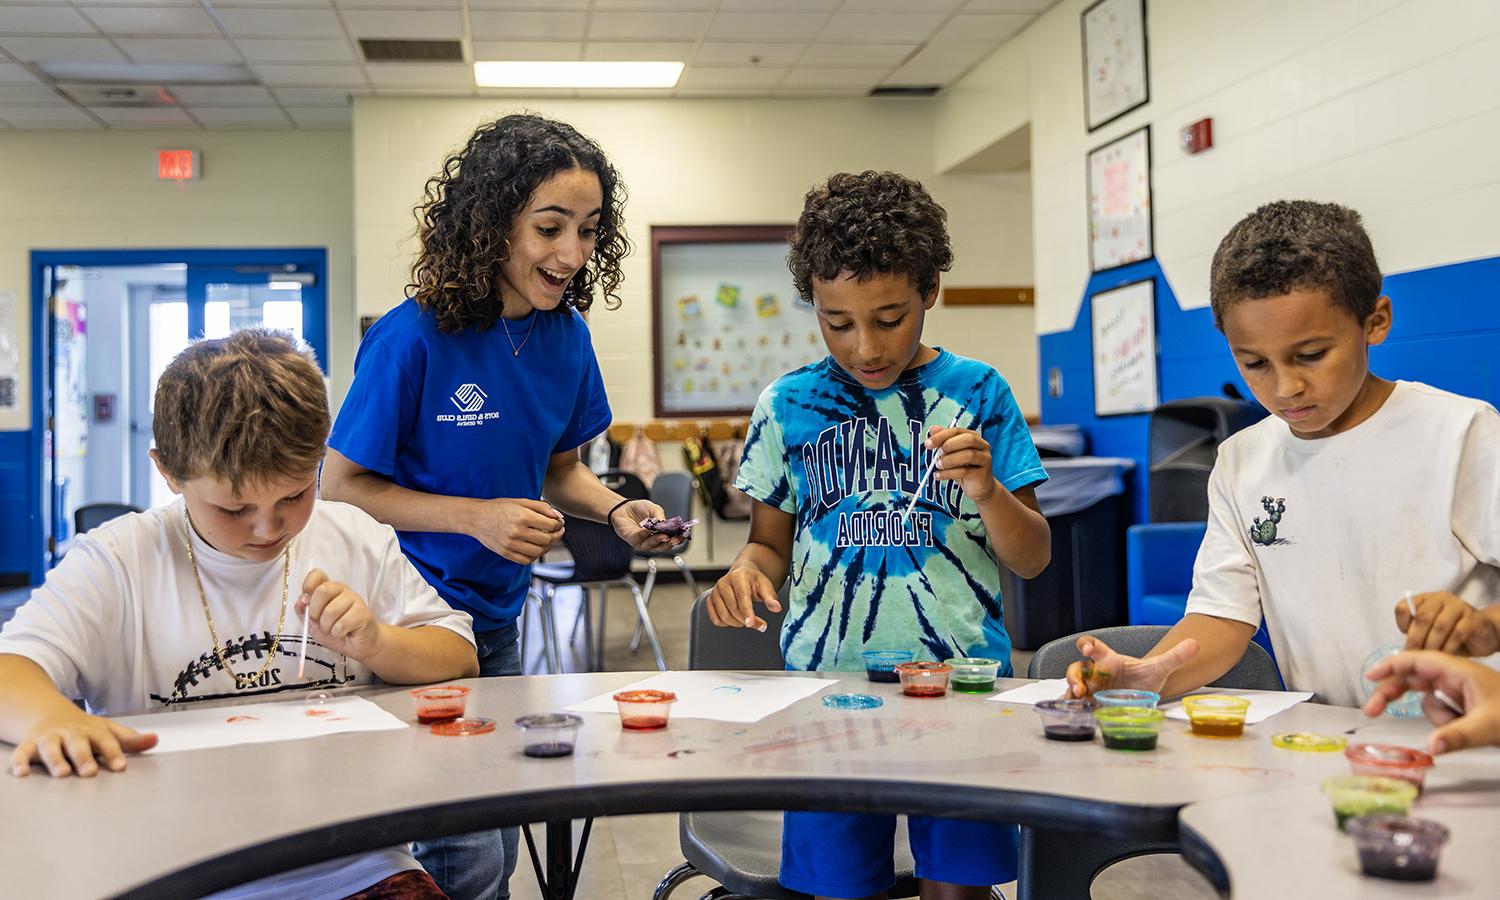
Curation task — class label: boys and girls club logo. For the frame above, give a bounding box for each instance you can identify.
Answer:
[438,383,500,426]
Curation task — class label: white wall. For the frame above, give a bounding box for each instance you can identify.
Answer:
[0,130,354,432]
[353,96,1039,418]
[937,0,1500,335]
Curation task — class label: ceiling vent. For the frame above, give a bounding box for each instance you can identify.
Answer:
[868,85,941,97]
[359,39,464,63]
[57,84,177,107]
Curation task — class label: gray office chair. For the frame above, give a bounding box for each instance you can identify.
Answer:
[1019,624,1282,900]
[73,502,142,535]
[630,471,701,655]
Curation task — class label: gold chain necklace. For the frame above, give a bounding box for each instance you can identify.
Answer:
[181,504,291,690]
[501,311,538,357]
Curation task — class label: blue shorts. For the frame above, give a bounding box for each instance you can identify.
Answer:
[780,811,1019,897]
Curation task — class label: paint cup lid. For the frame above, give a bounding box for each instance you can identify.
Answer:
[1272,732,1348,752]
[823,693,884,710]
[431,717,496,736]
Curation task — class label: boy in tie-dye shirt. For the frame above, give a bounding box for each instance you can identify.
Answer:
[707,171,1050,900]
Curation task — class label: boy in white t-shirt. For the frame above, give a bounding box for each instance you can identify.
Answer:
[0,329,478,899]
[1066,200,1500,708]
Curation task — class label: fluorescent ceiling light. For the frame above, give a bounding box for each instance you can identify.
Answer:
[474,60,683,89]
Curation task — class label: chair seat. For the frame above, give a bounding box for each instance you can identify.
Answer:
[680,810,917,899]
[531,562,576,584]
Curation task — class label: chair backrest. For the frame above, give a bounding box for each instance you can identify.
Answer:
[601,469,650,502]
[1026,624,1283,691]
[687,583,789,671]
[647,471,695,551]
[558,470,650,581]
[74,502,143,535]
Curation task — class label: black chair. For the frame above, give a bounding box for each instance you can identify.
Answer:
[1018,625,1282,900]
[652,587,927,900]
[630,471,700,655]
[73,502,142,535]
[528,471,665,672]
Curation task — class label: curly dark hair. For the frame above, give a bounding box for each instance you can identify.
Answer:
[1210,199,1382,330]
[408,113,630,333]
[787,170,953,302]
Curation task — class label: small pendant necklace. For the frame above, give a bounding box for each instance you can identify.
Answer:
[501,312,537,357]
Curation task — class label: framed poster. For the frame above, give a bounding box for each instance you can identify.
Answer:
[1087,124,1153,272]
[1091,278,1158,417]
[1082,0,1149,131]
[652,225,824,418]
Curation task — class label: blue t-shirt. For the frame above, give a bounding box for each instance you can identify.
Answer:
[735,350,1047,672]
[329,300,611,631]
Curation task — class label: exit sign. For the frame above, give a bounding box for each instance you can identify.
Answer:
[156,149,200,181]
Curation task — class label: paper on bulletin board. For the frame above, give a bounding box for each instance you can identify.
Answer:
[0,290,17,411]
[1091,279,1158,416]
[1083,0,1149,131]
[1088,126,1152,271]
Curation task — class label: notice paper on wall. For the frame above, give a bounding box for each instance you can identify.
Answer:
[566,671,839,723]
[113,695,407,754]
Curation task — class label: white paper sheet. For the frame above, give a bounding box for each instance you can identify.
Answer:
[114,695,408,754]
[988,681,1313,725]
[566,671,840,723]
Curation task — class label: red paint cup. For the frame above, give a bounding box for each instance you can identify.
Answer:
[410,685,471,725]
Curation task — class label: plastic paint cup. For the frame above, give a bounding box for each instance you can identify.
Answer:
[514,713,583,758]
[1345,743,1435,794]
[1362,645,1425,718]
[1182,695,1251,738]
[945,657,1001,694]
[1346,815,1449,882]
[1320,776,1418,831]
[895,661,952,698]
[612,689,678,731]
[1094,706,1165,751]
[862,650,914,683]
[1271,732,1348,753]
[410,685,470,725]
[1094,689,1161,709]
[1034,698,1098,741]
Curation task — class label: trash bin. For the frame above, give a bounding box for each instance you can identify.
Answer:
[1002,457,1134,650]
[1148,398,1265,522]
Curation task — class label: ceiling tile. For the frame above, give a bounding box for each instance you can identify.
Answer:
[167,84,276,105]
[90,105,196,127]
[799,42,914,67]
[903,41,995,70]
[467,0,586,7]
[237,39,357,63]
[0,104,99,127]
[340,9,462,40]
[673,88,773,97]
[705,12,830,42]
[882,63,968,86]
[719,0,838,10]
[840,0,966,10]
[186,106,292,127]
[212,0,331,7]
[272,86,365,106]
[693,42,805,66]
[0,37,129,64]
[338,0,458,7]
[0,6,96,34]
[77,6,220,36]
[365,63,473,87]
[930,13,1030,43]
[215,8,345,38]
[0,85,63,102]
[817,13,946,43]
[253,63,368,86]
[771,87,865,97]
[781,67,885,88]
[469,11,587,41]
[473,41,583,61]
[287,105,350,127]
[0,64,41,85]
[587,11,710,42]
[591,0,711,8]
[582,42,692,62]
[962,0,1052,11]
[114,37,238,64]
[374,86,473,96]
[677,66,785,89]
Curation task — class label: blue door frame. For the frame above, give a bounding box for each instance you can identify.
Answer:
[14,247,328,585]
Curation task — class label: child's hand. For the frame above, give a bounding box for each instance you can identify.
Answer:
[299,569,383,661]
[707,568,783,632]
[471,499,565,564]
[11,710,157,778]
[609,499,682,552]
[1364,650,1500,754]
[927,425,1000,502]
[1398,591,1499,656]
[1063,635,1199,699]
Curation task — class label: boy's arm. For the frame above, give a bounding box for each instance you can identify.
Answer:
[975,483,1050,579]
[1064,614,1257,699]
[706,501,794,631]
[0,654,157,777]
[358,624,479,684]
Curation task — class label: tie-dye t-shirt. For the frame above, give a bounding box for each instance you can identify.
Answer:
[736,349,1047,673]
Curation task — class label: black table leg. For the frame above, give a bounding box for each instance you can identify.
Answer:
[1017,825,1177,900]
[522,818,594,900]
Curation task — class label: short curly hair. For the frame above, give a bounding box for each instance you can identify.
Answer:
[788,170,953,302]
[1210,200,1382,330]
[153,329,329,493]
[408,112,630,333]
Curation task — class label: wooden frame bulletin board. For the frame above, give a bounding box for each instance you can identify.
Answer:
[651,224,824,418]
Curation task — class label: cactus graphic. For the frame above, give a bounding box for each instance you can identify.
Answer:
[1248,496,1286,546]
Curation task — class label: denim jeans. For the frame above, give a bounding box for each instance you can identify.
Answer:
[412,623,522,900]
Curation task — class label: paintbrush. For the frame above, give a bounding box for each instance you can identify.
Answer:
[902,414,961,523]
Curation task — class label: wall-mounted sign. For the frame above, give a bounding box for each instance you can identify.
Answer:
[156,149,200,181]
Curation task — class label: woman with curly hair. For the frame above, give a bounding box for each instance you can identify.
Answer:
[322,112,678,899]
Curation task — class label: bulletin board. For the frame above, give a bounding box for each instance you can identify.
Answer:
[1082,0,1150,131]
[1091,277,1158,417]
[652,225,825,418]
[1087,124,1154,272]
